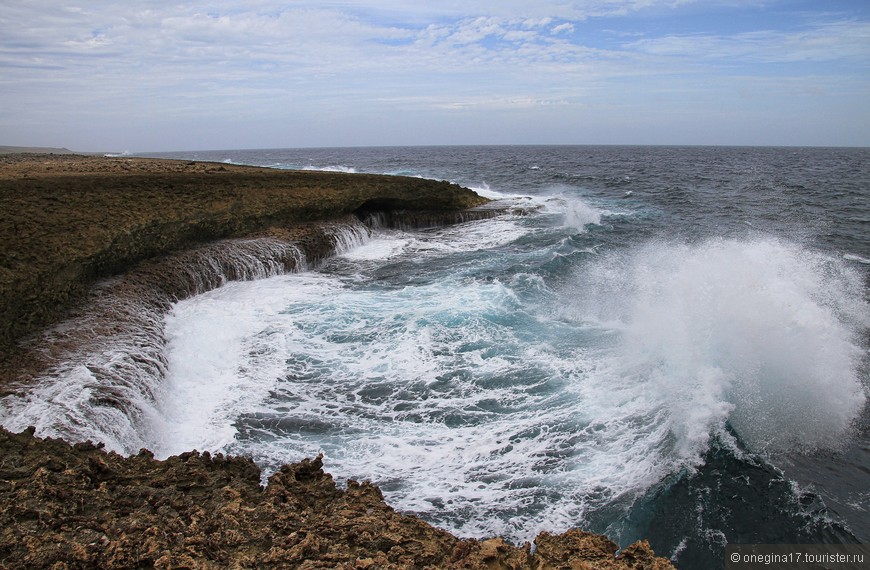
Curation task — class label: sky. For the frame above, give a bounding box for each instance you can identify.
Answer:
[1,0,869,151]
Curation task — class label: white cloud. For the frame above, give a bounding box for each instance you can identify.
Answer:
[0,0,868,149]
[627,20,870,64]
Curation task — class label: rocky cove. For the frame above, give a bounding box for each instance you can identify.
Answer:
[0,154,673,569]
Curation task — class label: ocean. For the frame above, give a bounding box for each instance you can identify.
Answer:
[4,145,869,568]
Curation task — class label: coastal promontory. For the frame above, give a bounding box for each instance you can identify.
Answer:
[0,154,487,359]
[0,154,673,569]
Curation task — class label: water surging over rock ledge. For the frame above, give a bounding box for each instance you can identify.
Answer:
[2,219,370,452]
[0,154,673,568]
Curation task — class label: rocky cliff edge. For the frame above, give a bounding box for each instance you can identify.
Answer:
[0,154,489,358]
[0,427,674,569]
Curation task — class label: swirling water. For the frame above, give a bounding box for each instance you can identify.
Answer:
[5,146,870,568]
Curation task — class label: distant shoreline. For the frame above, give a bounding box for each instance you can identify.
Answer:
[6,144,869,158]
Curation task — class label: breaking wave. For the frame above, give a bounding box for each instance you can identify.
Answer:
[561,236,869,459]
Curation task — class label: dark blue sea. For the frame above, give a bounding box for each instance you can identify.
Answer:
[5,146,870,568]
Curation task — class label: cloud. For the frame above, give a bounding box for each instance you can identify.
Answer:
[0,0,868,149]
[1,3,597,89]
[627,20,870,64]
[433,95,573,111]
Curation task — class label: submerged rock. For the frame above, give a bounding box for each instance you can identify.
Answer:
[0,427,673,569]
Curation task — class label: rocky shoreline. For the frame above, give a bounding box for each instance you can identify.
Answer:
[0,154,490,362]
[0,427,672,569]
[0,154,673,568]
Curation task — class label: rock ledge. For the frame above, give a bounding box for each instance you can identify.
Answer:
[0,154,489,357]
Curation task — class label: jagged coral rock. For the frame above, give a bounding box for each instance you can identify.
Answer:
[534,529,675,569]
[0,428,673,569]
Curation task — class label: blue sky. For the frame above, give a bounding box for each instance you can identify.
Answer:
[1,0,868,151]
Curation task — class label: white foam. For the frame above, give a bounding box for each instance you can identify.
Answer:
[551,195,602,231]
[561,237,869,458]
[491,189,605,233]
[464,184,606,234]
[844,253,870,265]
[0,363,155,453]
[417,218,529,253]
[467,182,507,200]
[0,299,169,454]
[151,273,343,457]
[383,170,426,179]
[339,235,409,261]
[302,164,357,173]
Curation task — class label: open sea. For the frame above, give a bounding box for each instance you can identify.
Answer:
[3,145,869,568]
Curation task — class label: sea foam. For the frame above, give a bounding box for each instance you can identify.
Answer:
[147,232,870,544]
[563,237,869,458]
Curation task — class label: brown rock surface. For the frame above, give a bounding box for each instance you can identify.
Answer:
[0,427,673,569]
